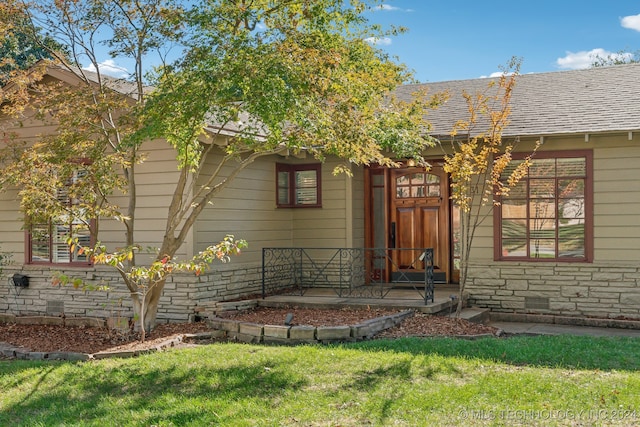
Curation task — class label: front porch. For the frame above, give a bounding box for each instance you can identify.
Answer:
[261,247,463,314]
[260,284,464,315]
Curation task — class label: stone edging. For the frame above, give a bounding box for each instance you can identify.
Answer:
[206,309,416,344]
[0,332,219,361]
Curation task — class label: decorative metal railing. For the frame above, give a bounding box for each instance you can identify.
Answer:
[262,248,434,304]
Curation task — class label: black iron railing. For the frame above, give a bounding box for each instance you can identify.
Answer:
[262,248,434,304]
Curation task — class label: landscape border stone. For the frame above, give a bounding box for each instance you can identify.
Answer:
[0,331,222,361]
[206,309,416,344]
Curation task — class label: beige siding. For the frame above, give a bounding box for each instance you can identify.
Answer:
[593,136,640,262]
[0,187,25,262]
[195,151,292,265]
[194,153,365,267]
[291,158,349,247]
[351,167,366,247]
[0,107,189,263]
[87,139,189,260]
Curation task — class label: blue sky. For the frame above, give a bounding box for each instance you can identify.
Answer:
[87,1,640,83]
[365,1,640,82]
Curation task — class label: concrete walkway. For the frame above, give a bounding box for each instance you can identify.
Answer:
[490,321,640,337]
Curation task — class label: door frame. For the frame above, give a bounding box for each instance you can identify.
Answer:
[364,163,458,284]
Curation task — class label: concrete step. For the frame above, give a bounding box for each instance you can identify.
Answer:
[446,307,490,324]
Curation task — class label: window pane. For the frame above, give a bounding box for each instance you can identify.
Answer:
[529,199,556,219]
[529,220,555,239]
[427,185,440,197]
[426,173,440,184]
[502,219,526,239]
[396,186,409,198]
[529,179,555,198]
[31,225,50,262]
[32,244,50,262]
[373,186,386,249]
[53,225,71,263]
[277,171,290,205]
[529,239,556,258]
[277,171,289,187]
[500,159,527,179]
[559,238,585,258]
[502,239,527,257]
[411,186,425,197]
[559,198,585,220]
[559,223,584,241]
[558,179,584,199]
[410,173,424,184]
[295,187,317,205]
[294,170,318,205]
[506,180,527,198]
[529,158,556,177]
[557,157,585,177]
[295,170,316,187]
[72,227,91,262]
[502,200,527,219]
[396,175,409,185]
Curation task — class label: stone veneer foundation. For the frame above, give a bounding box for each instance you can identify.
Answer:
[466,261,640,320]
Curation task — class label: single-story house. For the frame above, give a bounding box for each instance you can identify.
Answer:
[1,63,640,322]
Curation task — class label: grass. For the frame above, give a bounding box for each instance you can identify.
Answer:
[1,335,640,426]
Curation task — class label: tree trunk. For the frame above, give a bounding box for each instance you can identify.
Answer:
[130,278,167,339]
[143,281,165,331]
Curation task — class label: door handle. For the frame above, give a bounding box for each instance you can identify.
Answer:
[390,222,396,248]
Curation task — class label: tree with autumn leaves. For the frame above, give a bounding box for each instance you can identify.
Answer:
[0,0,437,335]
[442,58,539,315]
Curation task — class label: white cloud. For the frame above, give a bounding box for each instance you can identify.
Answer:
[621,14,640,31]
[82,59,129,78]
[479,71,515,79]
[364,36,392,46]
[372,4,413,12]
[556,48,633,70]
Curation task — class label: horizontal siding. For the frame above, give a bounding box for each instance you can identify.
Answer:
[593,138,640,261]
[194,152,290,265]
[0,184,26,262]
[351,168,365,247]
[193,154,356,265]
[292,159,348,247]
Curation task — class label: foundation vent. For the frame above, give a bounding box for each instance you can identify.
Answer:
[524,296,549,310]
[46,300,65,315]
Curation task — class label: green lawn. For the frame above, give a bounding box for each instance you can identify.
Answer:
[1,335,640,426]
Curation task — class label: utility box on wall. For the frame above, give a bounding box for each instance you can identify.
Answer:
[12,273,29,287]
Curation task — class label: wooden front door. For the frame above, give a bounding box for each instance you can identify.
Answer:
[365,165,451,283]
[390,167,450,283]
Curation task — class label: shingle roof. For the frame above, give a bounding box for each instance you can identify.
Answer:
[394,63,640,138]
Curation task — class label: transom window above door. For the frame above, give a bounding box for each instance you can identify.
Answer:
[395,172,441,198]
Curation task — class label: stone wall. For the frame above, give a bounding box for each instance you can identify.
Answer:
[0,263,262,324]
[466,261,640,320]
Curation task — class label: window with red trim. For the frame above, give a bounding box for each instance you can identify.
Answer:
[276,163,322,208]
[28,170,92,265]
[496,150,592,262]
